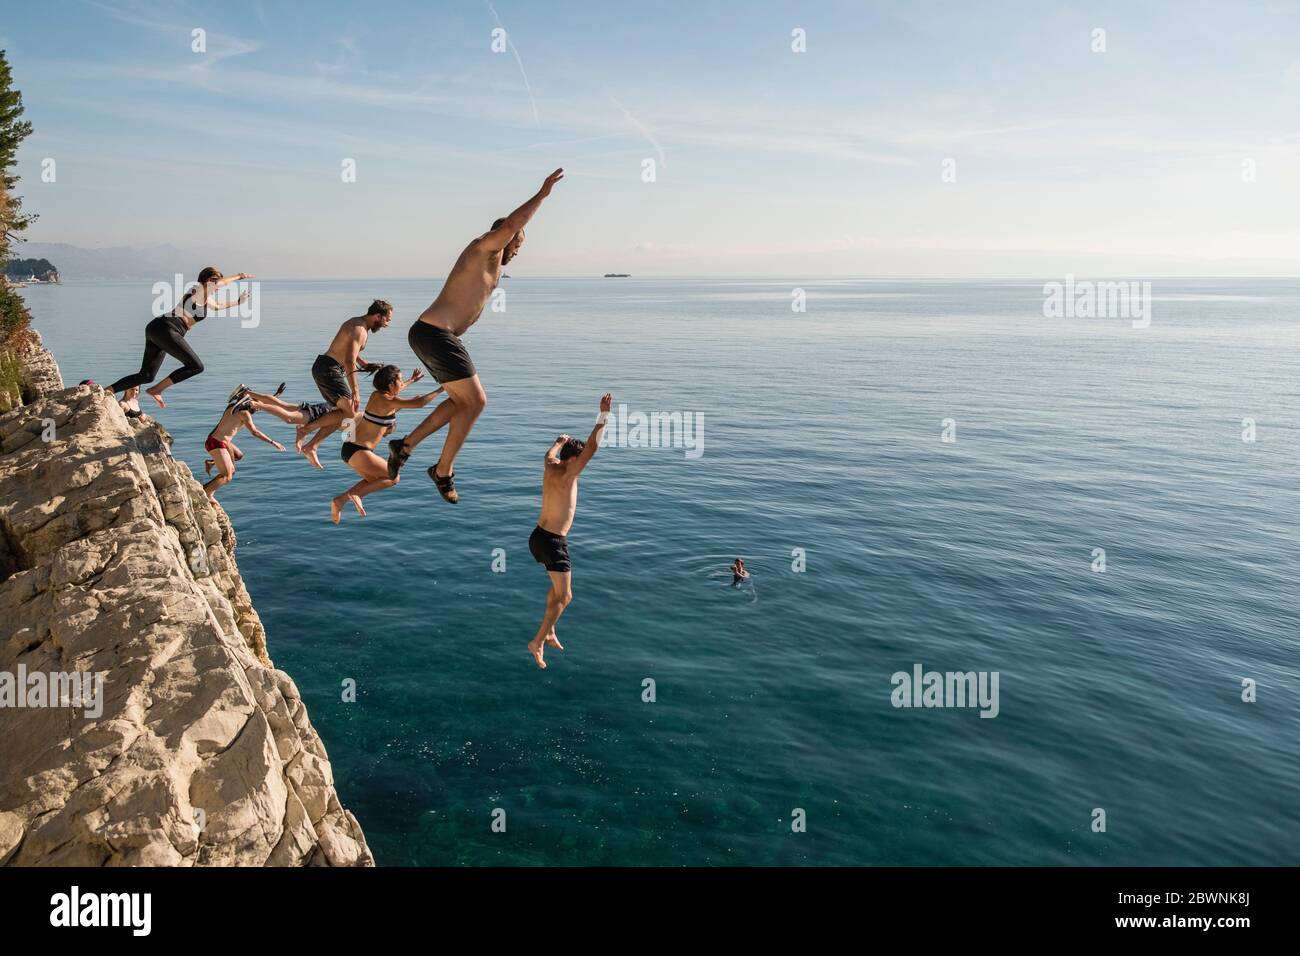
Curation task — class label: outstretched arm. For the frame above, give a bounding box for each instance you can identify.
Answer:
[480,169,564,251]
[214,289,250,311]
[572,393,613,473]
[390,386,445,410]
[240,412,285,450]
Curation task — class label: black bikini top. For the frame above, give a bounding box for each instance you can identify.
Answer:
[363,409,396,427]
[179,290,209,322]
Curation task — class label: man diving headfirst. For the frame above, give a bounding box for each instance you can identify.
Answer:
[526,392,613,670]
[387,168,566,503]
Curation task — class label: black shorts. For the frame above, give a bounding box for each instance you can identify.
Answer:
[529,525,571,573]
[312,354,351,405]
[409,320,476,384]
[299,401,332,423]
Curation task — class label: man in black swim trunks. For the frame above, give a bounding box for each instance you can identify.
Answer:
[526,391,612,670]
[298,300,392,468]
[387,168,566,503]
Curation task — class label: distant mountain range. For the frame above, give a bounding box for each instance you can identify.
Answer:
[7,242,229,280]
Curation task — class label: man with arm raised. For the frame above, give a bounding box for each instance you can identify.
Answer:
[387,168,565,503]
[526,392,613,670]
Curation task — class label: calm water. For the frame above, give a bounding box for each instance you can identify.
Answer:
[19,276,1300,866]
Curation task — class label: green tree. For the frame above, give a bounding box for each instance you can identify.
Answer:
[0,49,34,242]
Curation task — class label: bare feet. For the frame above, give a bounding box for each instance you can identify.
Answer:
[204,459,214,475]
[206,494,217,505]
[545,629,563,651]
[527,638,547,669]
[303,444,323,469]
[331,497,344,524]
[349,494,366,517]
[294,425,310,453]
[145,386,166,409]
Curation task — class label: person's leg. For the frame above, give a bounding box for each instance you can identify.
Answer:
[227,439,244,463]
[145,325,204,408]
[398,394,458,452]
[430,375,486,478]
[331,451,396,522]
[203,447,235,501]
[301,399,352,469]
[527,570,572,669]
[109,337,165,395]
[248,391,306,423]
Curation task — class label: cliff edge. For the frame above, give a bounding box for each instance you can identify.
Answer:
[0,338,372,866]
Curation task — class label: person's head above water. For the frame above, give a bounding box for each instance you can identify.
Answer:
[558,436,585,461]
[492,217,525,265]
[364,299,393,330]
[373,364,404,396]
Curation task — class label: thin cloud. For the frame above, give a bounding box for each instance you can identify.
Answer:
[485,1,540,127]
[609,95,665,169]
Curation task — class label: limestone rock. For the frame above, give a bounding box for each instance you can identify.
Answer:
[16,330,64,404]
[0,384,372,866]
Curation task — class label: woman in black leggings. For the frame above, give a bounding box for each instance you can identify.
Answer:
[109,266,252,409]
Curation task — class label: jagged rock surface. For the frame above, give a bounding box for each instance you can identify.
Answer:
[16,330,64,403]
[0,385,372,866]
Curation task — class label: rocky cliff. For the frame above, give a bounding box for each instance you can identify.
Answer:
[0,337,372,866]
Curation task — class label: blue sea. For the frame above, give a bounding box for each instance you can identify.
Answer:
[19,276,1300,866]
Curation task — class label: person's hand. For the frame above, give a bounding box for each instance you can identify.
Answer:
[556,433,571,444]
[271,440,285,452]
[237,290,250,304]
[410,369,424,384]
[539,168,564,196]
[237,272,253,281]
[599,393,612,413]
[351,398,361,415]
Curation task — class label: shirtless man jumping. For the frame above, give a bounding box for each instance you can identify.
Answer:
[386,168,565,503]
[299,300,392,468]
[526,392,613,670]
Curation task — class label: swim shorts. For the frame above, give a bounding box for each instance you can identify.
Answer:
[409,320,476,384]
[299,400,333,423]
[528,525,571,573]
[312,354,351,405]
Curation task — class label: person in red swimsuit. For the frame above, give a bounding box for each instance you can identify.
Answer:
[202,392,285,503]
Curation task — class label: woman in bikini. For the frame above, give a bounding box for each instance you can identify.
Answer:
[332,365,444,523]
[109,266,253,408]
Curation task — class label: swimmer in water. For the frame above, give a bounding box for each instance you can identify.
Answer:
[731,557,749,586]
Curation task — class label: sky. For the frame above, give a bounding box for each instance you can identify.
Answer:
[5,0,1300,277]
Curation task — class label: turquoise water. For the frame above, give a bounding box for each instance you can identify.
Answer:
[20,276,1300,866]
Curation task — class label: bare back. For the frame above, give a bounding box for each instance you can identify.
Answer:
[419,238,502,336]
[538,463,580,536]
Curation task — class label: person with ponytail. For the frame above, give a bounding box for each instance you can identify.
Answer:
[109,266,252,408]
